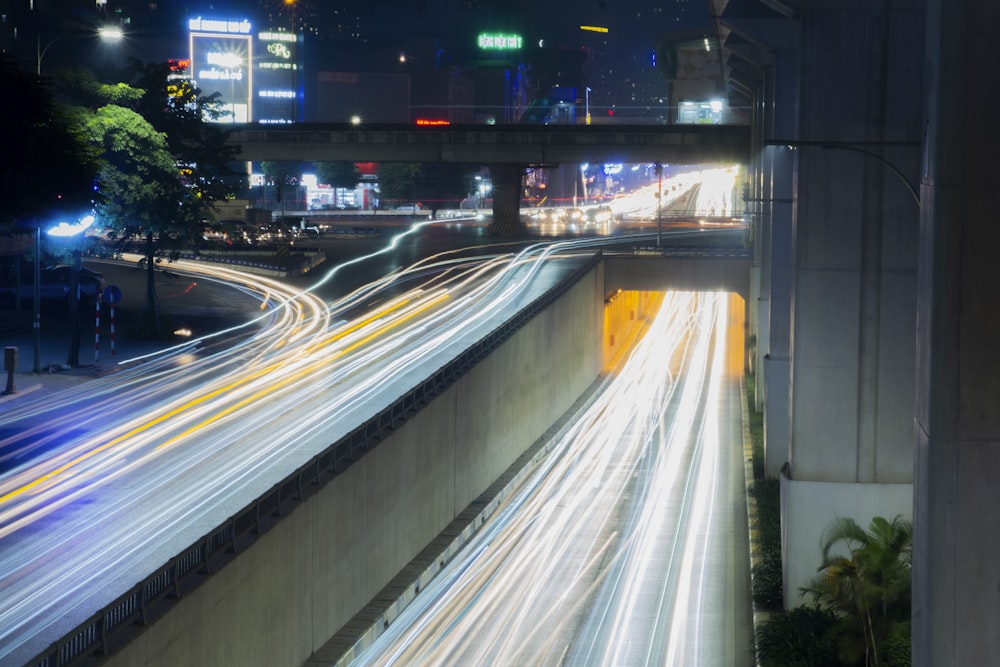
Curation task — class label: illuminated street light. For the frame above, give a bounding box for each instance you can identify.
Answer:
[37,26,123,75]
[97,27,124,42]
[30,215,95,372]
[47,215,95,369]
[47,215,95,238]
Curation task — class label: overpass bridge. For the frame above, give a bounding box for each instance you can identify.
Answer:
[229,123,751,234]
[22,250,750,667]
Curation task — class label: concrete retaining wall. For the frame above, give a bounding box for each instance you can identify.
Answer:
[106,262,605,667]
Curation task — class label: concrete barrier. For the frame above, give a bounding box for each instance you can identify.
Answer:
[103,262,605,667]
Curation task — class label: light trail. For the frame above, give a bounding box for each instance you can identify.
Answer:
[0,225,624,666]
[354,291,752,667]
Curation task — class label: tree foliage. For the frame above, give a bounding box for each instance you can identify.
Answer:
[261,161,303,210]
[86,104,186,235]
[0,56,101,228]
[57,62,243,336]
[801,515,912,667]
[376,163,421,204]
[315,162,360,190]
[125,60,238,205]
[414,162,479,213]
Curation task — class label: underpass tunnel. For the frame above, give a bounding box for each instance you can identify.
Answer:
[602,289,745,377]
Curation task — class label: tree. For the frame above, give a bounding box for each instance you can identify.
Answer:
[414,162,479,217]
[125,60,239,207]
[86,104,191,336]
[376,163,421,206]
[315,162,360,201]
[0,56,101,228]
[261,161,302,219]
[57,64,242,337]
[801,515,913,667]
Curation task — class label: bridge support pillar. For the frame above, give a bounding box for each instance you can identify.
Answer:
[488,163,526,235]
[778,3,921,610]
[914,0,1000,663]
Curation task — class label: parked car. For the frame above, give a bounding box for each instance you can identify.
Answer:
[395,203,427,214]
[0,265,105,307]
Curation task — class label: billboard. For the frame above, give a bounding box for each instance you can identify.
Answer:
[188,17,253,123]
[256,30,298,124]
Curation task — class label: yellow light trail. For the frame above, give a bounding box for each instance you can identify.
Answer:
[155,292,451,451]
[0,293,431,506]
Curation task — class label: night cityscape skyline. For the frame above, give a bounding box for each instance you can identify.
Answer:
[0,0,716,119]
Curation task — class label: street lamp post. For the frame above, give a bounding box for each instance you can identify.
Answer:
[32,226,40,373]
[30,215,95,372]
[36,26,123,75]
[585,87,592,125]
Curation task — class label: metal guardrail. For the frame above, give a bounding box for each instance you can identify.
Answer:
[25,251,603,667]
[627,245,753,258]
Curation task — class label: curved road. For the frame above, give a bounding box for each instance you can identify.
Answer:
[0,228,649,666]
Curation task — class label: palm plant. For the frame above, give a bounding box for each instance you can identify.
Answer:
[801,515,912,666]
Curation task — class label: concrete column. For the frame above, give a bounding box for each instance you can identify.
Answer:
[763,49,797,478]
[913,0,1000,663]
[488,163,526,235]
[752,69,772,412]
[782,4,922,603]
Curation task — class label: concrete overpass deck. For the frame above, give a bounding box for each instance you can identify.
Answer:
[229,123,751,166]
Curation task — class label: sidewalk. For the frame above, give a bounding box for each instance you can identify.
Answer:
[0,258,266,408]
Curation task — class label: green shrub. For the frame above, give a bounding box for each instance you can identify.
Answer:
[756,606,840,667]
[746,373,766,480]
[752,551,784,610]
[881,634,911,667]
[750,477,781,554]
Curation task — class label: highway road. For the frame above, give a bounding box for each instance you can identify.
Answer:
[0,229,658,667]
[353,291,753,667]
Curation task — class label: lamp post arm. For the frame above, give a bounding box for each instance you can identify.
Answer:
[765,139,921,206]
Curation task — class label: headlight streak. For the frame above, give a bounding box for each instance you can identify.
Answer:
[0,232,614,663]
[354,292,739,667]
[0,290,445,529]
[0,222,724,664]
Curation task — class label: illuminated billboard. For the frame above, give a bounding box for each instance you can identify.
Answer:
[188,17,253,123]
[256,30,298,124]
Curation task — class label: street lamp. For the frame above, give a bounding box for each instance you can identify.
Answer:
[36,26,123,75]
[30,215,95,372]
[585,87,592,125]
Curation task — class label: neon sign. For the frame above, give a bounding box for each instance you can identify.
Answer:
[416,119,450,126]
[188,17,252,34]
[267,42,292,59]
[258,31,295,42]
[477,33,522,50]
